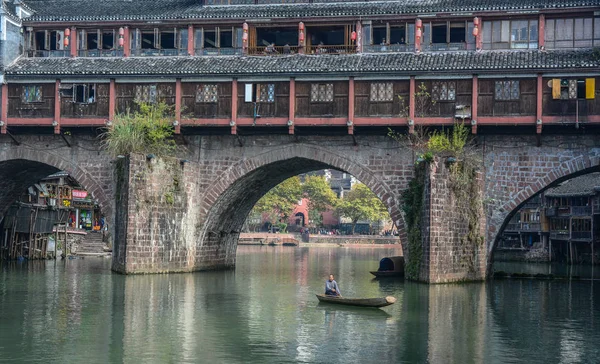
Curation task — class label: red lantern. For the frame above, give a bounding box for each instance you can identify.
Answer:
[119,27,125,36]
[415,18,422,28]
[64,28,70,37]
[351,31,356,41]
[243,22,248,32]
[299,31,305,43]
[64,36,69,48]
[472,26,479,37]
[416,28,422,39]
[473,17,480,26]
[299,22,305,31]
[119,37,125,47]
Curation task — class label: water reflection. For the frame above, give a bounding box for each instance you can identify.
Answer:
[1,247,599,363]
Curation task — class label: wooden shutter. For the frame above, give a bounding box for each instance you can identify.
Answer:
[552,79,561,99]
[586,78,596,99]
[79,30,87,50]
[44,30,50,50]
[97,30,102,49]
[154,28,160,48]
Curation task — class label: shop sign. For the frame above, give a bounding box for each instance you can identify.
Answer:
[72,190,88,199]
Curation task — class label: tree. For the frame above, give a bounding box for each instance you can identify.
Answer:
[252,176,303,227]
[302,175,339,227]
[335,183,389,234]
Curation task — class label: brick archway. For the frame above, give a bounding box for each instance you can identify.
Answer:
[0,148,113,222]
[197,143,406,265]
[488,158,600,265]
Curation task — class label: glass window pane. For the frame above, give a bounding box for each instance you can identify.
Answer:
[529,20,538,41]
[545,19,555,41]
[584,18,593,39]
[595,18,600,39]
[501,21,510,42]
[483,21,492,43]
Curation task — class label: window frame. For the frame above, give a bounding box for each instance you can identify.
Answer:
[134,84,158,104]
[482,19,538,50]
[195,84,218,104]
[494,80,520,101]
[545,17,597,49]
[72,84,97,104]
[431,81,456,102]
[369,82,394,102]
[22,85,43,103]
[310,83,334,103]
[257,84,276,103]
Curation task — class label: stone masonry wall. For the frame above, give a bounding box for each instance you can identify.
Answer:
[421,158,487,283]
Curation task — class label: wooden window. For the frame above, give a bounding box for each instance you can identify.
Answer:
[310,84,334,103]
[196,84,218,103]
[483,20,538,49]
[431,81,455,101]
[257,84,275,103]
[545,17,597,49]
[22,85,43,103]
[73,84,96,103]
[370,82,394,102]
[134,85,157,104]
[494,81,520,101]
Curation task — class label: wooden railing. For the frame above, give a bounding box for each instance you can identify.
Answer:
[130,48,186,56]
[307,45,356,55]
[248,45,300,55]
[194,47,243,56]
[363,44,412,53]
[78,49,124,57]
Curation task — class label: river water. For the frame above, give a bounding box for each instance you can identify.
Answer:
[1,246,599,364]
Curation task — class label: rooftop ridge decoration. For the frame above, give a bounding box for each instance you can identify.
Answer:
[5,49,599,77]
[20,0,600,22]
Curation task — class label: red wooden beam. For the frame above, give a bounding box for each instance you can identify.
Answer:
[61,118,107,126]
[231,79,238,135]
[175,78,182,134]
[294,117,348,126]
[409,76,415,133]
[237,117,288,126]
[477,116,537,125]
[54,80,60,134]
[537,74,543,134]
[538,14,545,50]
[289,78,295,134]
[109,78,116,122]
[1,83,8,134]
[187,25,194,56]
[180,118,231,126]
[7,118,54,125]
[70,27,77,57]
[472,75,478,134]
[123,27,130,57]
[354,117,408,126]
[348,77,355,135]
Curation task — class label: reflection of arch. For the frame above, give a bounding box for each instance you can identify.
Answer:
[199,144,405,253]
[0,149,112,222]
[490,163,600,260]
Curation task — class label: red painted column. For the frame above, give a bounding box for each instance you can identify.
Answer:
[415,19,422,53]
[409,76,415,133]
[187,25,194,56]
[109,79,116,122]
[538,14,545,49]
[1,83,8,134]
[471,75,478,134]
[289,78,295,134]
[348,77,355,135]
[536,74,543,134]
[54,80,61,134]
[70,27,77,57]
[123,27,131,57]
[475,18,483,51]
[175,78,182,134]
[231,79,238,135]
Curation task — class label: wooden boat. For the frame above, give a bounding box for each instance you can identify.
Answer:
[316,294,396,308]
[370,256,405,277]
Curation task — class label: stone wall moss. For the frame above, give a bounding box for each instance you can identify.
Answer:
[402,164,425,280]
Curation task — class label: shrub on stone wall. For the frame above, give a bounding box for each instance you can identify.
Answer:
[100,102,176,157]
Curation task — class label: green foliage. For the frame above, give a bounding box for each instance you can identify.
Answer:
[426,122,470,157]
[253,176,303,221]
[100,102,176,157]
[401,166,425,280]
[303,175,339,214]
[335,183,389,234]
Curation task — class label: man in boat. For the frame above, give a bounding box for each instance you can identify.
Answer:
[325,274,342,297]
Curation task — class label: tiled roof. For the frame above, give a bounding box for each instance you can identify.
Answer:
[5,50,599,78]
[21,0,600,22]
[545,172,600,197]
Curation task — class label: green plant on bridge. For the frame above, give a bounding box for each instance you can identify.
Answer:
[100,102,176,157]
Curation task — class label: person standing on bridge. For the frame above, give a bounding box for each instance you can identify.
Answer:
[325,274,341,296]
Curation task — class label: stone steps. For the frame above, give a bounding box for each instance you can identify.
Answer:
[74,232,107,255]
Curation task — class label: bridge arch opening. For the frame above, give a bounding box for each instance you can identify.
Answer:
[0,158,111,260]
[491,167,600,271]
[197,154,404,270]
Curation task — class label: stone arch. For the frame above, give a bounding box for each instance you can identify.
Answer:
[0,148,112,222]
[488,155,600,264]
[197,143,406,267]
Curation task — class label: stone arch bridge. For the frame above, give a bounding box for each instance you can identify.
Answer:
[0,133,598,282]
